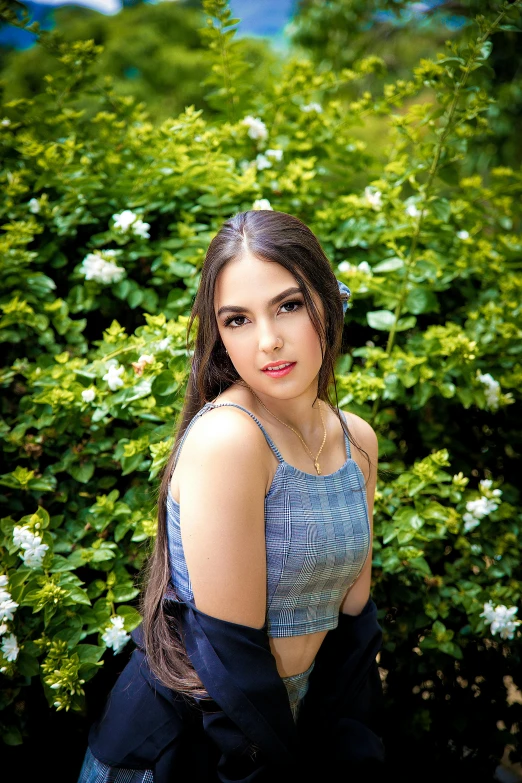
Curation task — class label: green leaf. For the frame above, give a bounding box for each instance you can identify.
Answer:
[3,726,23,745]
[16,651,40,677]
[395,316,416,332]
[68,462,95,484]
[373,257,404,273]
[116,605,142,631]
[409,557,432,576]
[63,586,92,606]
[50,554,78,573]
[367,310,396,330]
[393,507,424,530]
[439,641,463,659]
[53,620,83,647]
[112,584,139,602]
[405,288,438,315]
[430,198,451,222]
[151,371,179,397]
[480,41,492,60]
[75,644,105,664]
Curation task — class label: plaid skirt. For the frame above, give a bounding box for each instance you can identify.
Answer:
[77,747,153,783]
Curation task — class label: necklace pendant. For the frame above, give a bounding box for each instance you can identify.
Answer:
[314,460,321,475]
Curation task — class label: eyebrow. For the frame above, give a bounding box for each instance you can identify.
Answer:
[216,286,303,318]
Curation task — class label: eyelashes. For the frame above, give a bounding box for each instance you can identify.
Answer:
[223,300,304,329]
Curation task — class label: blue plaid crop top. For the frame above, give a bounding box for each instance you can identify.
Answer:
[166,401,371,638]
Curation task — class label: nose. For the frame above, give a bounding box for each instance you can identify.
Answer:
[258,320,283,353]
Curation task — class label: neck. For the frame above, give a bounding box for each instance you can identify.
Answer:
[240,382,324,442]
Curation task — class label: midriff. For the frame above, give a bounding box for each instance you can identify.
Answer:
[269,630,328,678]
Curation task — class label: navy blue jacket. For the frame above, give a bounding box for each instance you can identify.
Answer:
[88,595,385,782]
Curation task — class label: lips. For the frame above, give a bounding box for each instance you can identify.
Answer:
[262,361,294,371]
[261,362,296,378]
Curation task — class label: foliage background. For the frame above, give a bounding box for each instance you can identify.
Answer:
[0,0,521,779]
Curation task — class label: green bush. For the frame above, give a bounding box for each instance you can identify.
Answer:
[0,0,521,771]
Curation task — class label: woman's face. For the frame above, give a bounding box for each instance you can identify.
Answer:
[214,252,325,400]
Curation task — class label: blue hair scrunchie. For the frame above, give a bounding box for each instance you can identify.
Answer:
[337,279,351,315]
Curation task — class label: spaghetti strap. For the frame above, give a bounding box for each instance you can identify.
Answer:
[171,401,284,477]
[339,410,352,459]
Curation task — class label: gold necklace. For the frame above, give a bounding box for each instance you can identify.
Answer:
[245,386,327,475]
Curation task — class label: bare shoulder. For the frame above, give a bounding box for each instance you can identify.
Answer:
[341,409,378,482]
[342,410,378,452]
[174,404,270,493]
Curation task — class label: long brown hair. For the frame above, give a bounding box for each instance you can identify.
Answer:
[141,209,369,698]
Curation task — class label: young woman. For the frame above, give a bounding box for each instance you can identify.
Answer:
[78,209,384,783]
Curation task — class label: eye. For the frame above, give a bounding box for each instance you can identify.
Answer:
[280,299,303,314]
[223,315,248,329]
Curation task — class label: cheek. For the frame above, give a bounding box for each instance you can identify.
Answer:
[300,321,323,360]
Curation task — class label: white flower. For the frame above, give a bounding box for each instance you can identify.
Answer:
[102,616,130,654]
[28,198,41,214]
[1,118,11,127]
[478,372,501,410]
[0,595,19,623]
[154,337,171,352]
[466,497,498,518]
[255,154,272,170]
[266,149,283,162]
[0,624,8,636]
[463,493,499,532]
[21,535,49,568]
[337,261,372,276]
[406,203,421,218]
[463,517,479,533]
[364,187,382,210]
[252,199,273,211]
[357,261,372,275]
[301,102,323,113]
[112,210,150,239]
[242,116,268,141]
[0,576,8,588]
[132,219,150,239]
[1,634,19,662]
[457,230,470,240]
[103,363,125,391]
[81,388,96,403]
[480,602,521,641]
[480,601,497,625]
[13,526,33,548]
[112,209,138,232]
[80,252,125,285]
[479,479,502,497]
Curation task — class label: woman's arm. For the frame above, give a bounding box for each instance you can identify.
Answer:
[174,408,301,781]
[175,406,269,629]
[339,411,378,616]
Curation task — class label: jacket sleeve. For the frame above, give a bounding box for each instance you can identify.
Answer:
[166,595,302,782]
[298,597,386,778]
